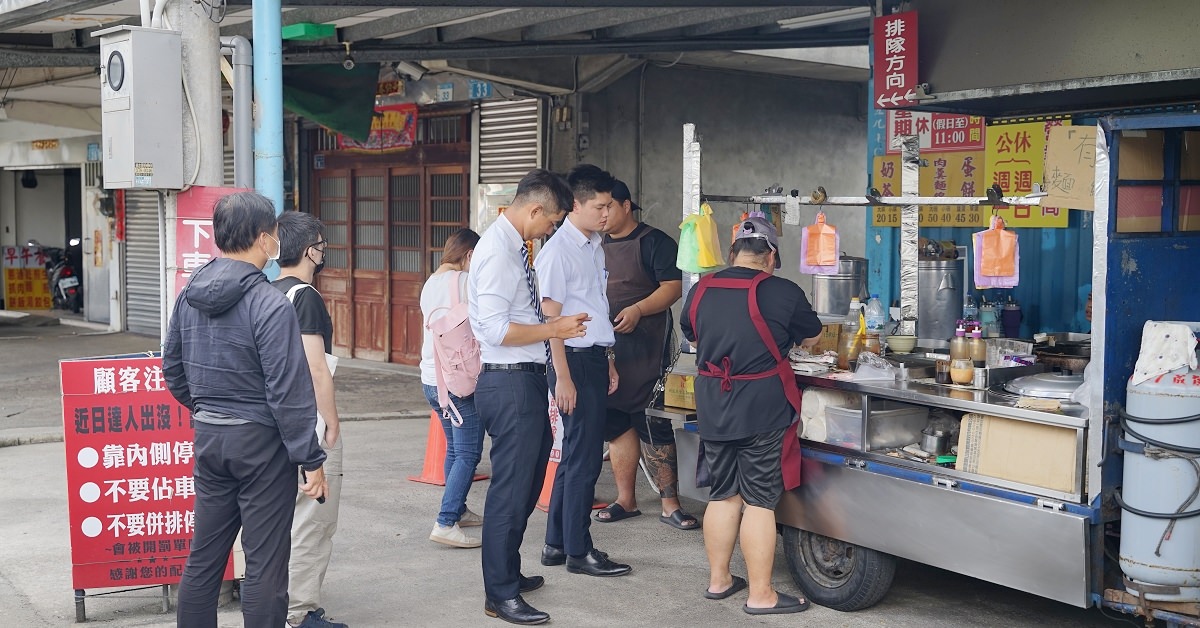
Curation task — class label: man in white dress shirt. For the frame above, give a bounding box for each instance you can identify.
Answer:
[468,169,589,626]
[537,164,632,578]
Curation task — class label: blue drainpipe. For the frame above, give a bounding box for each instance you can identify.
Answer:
[253,0,284,214]
[253,0,283,278]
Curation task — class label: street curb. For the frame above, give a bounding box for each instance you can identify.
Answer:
[0,411,431,449]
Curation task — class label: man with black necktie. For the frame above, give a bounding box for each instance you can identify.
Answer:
[468,169,589,626]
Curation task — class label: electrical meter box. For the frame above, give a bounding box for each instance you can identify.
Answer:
[94,25,183,190]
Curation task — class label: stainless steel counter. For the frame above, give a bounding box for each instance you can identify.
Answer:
[794,371,1088,429]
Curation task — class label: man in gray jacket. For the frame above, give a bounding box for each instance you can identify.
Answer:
[164,192,327,628]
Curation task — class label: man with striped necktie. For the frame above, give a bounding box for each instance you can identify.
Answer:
[468,169,589,626]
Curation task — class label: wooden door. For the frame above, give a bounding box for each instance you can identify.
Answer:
[351,170,390,361]
[314,172,353,357]
[387,165,470,364]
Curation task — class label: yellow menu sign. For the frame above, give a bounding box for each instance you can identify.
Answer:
[985,121,1069,228]
[871,152,988,227]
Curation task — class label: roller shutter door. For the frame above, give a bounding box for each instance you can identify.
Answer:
[123,190,162,337]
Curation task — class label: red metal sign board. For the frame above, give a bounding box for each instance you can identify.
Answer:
[873,11,918,109]
[62,354,229,590]
[175,186,248,302]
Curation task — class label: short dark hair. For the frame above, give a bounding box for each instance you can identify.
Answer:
[728,237,773,266]
[276,211,324,268]
[512,168,574,216]
[567,163,615,205]
[213,192,277,254]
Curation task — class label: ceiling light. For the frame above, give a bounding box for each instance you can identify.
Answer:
[777,7,872,31]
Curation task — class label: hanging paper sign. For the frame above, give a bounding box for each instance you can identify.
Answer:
[1044,125,1097,211]
[887,112,986,154]
[985,120,1069,228]
[337,103,418,153]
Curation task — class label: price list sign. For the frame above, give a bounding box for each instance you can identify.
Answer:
[61,354,229,589]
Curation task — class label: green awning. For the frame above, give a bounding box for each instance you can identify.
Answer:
[283,63,380,143]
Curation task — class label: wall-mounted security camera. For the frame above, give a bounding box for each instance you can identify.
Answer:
[394,61,428,81]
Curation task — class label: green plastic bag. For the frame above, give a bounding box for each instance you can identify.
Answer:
[677,214,704,273]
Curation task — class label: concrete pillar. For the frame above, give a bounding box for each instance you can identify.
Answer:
[166,1,224,188]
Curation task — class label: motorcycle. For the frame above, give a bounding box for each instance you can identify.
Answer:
[27,239,83,313]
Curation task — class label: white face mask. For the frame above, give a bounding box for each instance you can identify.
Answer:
[266,234,281,262]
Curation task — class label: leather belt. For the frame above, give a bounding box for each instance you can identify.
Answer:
[483,362,547,374]
[564,345,608,355]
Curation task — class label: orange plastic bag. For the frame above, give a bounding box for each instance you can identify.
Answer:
[804,212,839,267]
[979,216,1017,277]
[695,202,723,269]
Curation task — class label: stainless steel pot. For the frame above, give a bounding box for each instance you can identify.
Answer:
[810,255,869,316]
[916,259,964,349]
[920,427,950,455]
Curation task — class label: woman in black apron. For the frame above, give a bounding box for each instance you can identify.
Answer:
[681,216,822,615]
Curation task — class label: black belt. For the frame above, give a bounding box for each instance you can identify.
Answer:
[483,362,547,374]
[565,345,608,355]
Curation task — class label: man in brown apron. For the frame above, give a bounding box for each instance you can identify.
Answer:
[595,180,697,530]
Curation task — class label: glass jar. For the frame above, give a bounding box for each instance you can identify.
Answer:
[861,334,882,357]
[838,332,862,370]
[935,357,952,384]
[950,358,975,385]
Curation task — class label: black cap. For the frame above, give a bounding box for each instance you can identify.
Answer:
[611,179,641,213]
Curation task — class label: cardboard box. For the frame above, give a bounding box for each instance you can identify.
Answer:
[665,373,696,410]
[956,413,1077,493]
[814,323,842,355]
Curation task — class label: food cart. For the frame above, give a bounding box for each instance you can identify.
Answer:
[666,115,1200,626]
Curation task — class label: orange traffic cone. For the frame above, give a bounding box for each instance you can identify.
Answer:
[535,458,613,513]
[408,410,489,485]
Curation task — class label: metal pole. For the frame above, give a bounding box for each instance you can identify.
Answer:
[220,35,254,189]
[897,134,920,337]
[253,0,284,214]
[681,123,701,354]
[74,588,86,623]
[166,1,223,188]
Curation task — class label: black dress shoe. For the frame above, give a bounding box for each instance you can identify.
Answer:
[484,596,549,625]
[566,549,632,577]
[542,544,608,566]
[519,574,544,593]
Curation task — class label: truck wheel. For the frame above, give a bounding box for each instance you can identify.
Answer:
[781,526,896,611]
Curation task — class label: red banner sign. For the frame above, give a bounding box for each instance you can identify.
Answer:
[873,11,918,109]
[175,186,248,302]
[886,111,986,154]
[337,103,418,153]
[62,354,228,590]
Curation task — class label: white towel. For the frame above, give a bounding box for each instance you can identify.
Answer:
[1131,321,1199,386]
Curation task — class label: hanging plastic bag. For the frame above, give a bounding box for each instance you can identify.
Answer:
[677,214,704,274]
[972,216,1019,288]
[799,212,840,275]
[694,202,724,270]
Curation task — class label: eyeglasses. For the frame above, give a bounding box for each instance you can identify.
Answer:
[309,239,328,252]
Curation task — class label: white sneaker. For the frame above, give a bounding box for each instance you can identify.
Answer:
[459,508,483,528]
[430,523,481,548]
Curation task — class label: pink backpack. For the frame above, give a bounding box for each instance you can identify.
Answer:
[426,271,481,425]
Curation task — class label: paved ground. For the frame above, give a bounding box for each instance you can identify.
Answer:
[0,322,1122,626]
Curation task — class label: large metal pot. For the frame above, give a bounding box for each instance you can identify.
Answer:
[1034,343,1090,374]
[811,256,869,317]
[916,259,963,349]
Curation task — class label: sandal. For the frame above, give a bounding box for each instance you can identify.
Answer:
[744,592,811,615]
[660,509,700,530]
[704,575,747,600]
[593,503,642,523]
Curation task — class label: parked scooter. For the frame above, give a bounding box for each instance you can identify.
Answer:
[26,239,83,313]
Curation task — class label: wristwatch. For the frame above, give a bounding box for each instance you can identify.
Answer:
[606,347,616,361]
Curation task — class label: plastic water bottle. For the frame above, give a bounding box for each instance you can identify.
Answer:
[963,294,978,323]
[865,294,886,336]
[838,297,863,370]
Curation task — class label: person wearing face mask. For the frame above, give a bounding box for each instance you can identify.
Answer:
[272,211,347,628]
[164,192,327,628]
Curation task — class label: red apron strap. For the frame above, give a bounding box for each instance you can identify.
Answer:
[744,272,804,490]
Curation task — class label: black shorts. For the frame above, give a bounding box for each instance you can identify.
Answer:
[704,428,786,509]
[604,408,676,445]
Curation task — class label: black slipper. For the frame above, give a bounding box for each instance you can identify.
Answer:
[744,592,811,615]
[593,503,642,523]
[660,509,700,530]
[704,575,747,600]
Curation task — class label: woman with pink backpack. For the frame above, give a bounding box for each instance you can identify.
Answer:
[420,228,485,548]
